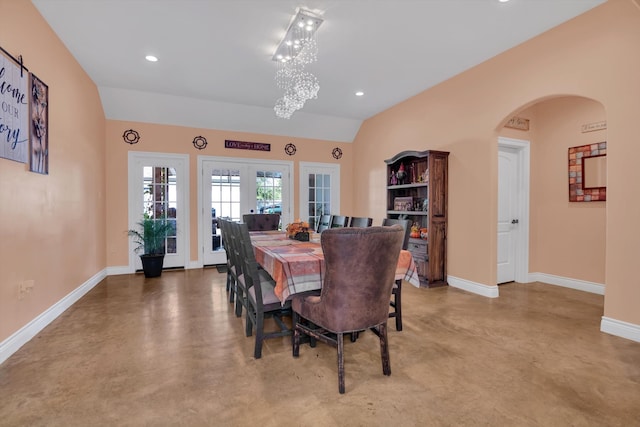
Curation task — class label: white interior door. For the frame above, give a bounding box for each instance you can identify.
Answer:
[498,147,518,284]
[299,162,340,231]
[128,152,189,271]
[497,138,530,284]
[200,157,292,266]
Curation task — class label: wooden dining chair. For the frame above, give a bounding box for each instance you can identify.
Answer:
[291,225,404,393]
[382,218,412,331]
[316,214,332,233]
[330,215,349,228]
[242,213,281,231]
[348,216,373,228]
[225,220,249,317]
[218,218,237,305]
[234,222,292,359]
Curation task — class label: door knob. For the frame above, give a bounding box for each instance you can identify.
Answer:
[511,219,519,224]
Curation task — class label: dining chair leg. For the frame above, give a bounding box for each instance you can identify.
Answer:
[254,311,264,359]
[245,308,254,337]
[337,332,345,394]
[292,316,300,358]
[227,275,235,304]
[234,286,244,317]
[394,280,403,331]
[378,323,391,376]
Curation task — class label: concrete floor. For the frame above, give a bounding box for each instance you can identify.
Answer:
[0,269,639,426]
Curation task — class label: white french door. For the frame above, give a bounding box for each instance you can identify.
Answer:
[299,162,340,231]
[199,157,292,266]
[128,152,189,271]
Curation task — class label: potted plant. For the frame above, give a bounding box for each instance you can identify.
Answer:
[128,216,175,278]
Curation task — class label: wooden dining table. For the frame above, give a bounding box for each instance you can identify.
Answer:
[250,230,420,303]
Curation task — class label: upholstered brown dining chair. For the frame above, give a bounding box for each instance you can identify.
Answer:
[242,213,281,231]
[382,218,412,331]
[291,225,404,393]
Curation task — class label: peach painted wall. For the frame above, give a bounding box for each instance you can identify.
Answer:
[105,120,353,267]
[353,0,640,326]
[0,1,106,342]
[526,97,606,283]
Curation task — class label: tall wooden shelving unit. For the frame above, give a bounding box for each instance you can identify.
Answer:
[385,150,449,287]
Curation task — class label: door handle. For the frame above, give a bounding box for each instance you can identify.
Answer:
[511,219,519,224]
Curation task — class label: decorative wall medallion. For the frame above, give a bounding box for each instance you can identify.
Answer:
[122,129,140,144]
[193,136,208,150]
[284,143,297,156]
[332,147,342,160]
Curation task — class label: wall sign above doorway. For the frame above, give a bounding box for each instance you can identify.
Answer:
[504,116,530,131]
[224,140,270,152]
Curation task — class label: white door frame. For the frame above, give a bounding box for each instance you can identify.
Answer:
[497,137,530,284]
[299,162,341,224]
[197,155,294,267]
[127,152,190,272]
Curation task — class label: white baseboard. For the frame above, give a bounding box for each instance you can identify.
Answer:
[528,272,605,295]
[601,316,640,343]
[106,265,132,276]
[109,262,203,274]
[0,269,107,365]
[187,261,202,269]
[447,275,499,298]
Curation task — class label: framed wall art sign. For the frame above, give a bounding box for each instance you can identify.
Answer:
[0,47,29,164]
[29,73,48,174]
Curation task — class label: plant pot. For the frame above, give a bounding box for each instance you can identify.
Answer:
[140,254,165,278]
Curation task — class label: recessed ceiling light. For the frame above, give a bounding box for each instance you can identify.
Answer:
[145,55,158,62]
[498,0,510,2]
[355,91,364,97]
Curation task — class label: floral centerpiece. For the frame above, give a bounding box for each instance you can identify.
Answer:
[286,219,311,241]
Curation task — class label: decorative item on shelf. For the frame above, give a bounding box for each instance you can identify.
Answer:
[284,143,297,156]
[123,129,140,145]
[410,223,420,238]
[389,170,397,185]
[394,196,413,211]
[192,136,207,150]
[332,147,342,159]
[396,163,406,184]
[410,163,417,183]
[420,228,428,240]
[422,198,429,212]
[286,219,311,241]
[421,169,429,183]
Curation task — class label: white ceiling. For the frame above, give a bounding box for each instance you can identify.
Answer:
[32,0,605,142]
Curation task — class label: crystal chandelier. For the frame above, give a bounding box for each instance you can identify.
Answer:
[273,9,323,119]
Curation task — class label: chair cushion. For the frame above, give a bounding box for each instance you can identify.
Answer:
[239,271,280,305]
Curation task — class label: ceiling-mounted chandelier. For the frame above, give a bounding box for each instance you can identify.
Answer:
[272,9,323,119]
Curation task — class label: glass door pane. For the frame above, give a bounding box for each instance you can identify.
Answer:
[300,162,340,231]
[256,170,283,229]
[143,166,178,254]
